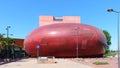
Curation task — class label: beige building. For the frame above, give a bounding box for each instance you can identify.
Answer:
[39,16,80,26]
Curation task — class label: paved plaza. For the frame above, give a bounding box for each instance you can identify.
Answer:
[0,58,93,68]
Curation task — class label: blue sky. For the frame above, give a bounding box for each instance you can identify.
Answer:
[0,0,119,50]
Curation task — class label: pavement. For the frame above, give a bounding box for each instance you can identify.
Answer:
[0,58,93,68]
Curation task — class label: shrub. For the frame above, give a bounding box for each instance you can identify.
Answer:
[79,59,85,62]
[92,61,109,65]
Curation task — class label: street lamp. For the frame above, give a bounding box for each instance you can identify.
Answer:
[36,45,40,58]
[6,26,11,38]
[5,26,11,60]
[5,26,13,60]
[36,45,40,63]
[74,27,79,59]
[107,8,120,68]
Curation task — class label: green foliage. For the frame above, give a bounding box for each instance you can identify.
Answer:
[103,30,111,46]
[102,30,112,56]
[0,38,13,47]
[5,38,14,45]
[79,59,85,62]
[0,34,4,38]
[0,33,14,52]
[0,33,16,59]
[104,50,117,57]
[0,33,13,44]
[92,61,109,65]
[0,34,5,52]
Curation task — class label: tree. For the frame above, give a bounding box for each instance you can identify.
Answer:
[103,30,111,48]
[0,34,14,49]
[0,34,5,52]
[0,34,4,38]
[0,33,14,59]
[102,30,111,56]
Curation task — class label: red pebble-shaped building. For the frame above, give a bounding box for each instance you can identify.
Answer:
[24,16,107,57]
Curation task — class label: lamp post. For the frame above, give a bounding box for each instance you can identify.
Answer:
[5,26,13,60]
[6,26,11,38]
[5,26,11,60]
[107,8,120,68]
[74,27,79,59]
[36,45,40,63]
[36,45,40,58]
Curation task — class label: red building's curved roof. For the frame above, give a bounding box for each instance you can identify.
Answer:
[24,23,107,57]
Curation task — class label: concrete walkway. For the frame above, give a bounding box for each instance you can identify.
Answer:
[0,58,93,68]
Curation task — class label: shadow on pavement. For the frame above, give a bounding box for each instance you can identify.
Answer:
[0,58,22,65]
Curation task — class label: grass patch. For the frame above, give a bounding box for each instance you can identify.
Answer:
[79,59,85,62]
[92,61,109,65]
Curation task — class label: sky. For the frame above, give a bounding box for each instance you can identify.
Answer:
[0,0,120,50]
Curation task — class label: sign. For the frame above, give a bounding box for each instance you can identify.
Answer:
[36,45,40,49]
[39,57,48,62]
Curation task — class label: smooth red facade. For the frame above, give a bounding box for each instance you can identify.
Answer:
[24,23,107,57]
